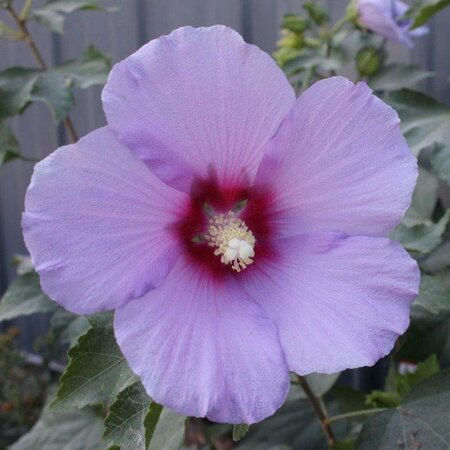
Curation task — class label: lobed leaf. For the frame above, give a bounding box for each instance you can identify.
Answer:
[0,122,20,164]
[50,307,90,346]
[399,313,450,368]
[395,355,440,397]
[0,67,74,121]
[55,45,112,88]
[412,272,450,317]
[104,381,150,450]
[369,64,433,92]
[420,241,450,273]
[431,143,450,185]
[31,0,103,34]
[355,370,450,449]
[391,210,449,254]
[144,404,186,450]
[238,400,348,449]
[403,167,439,227]
[31,71,75,120]
[0,272,56,322]
[51,325,137,410]
[407,0,450,28]
[10,395,108,450]
[0,47,109,121]
[386,89,450,157]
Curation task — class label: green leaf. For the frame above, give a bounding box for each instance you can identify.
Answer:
[386,89,450,157]
[104,382,150,450]
[368,64,432,91]
[391,210,449,254]
[87,310,114,328]
[10,397,108,450]
[355,370,450,449]
[0,68,36,119]
[303,0,329,24]
[407,0,450,28]
[331,386,368,414]
[403,167,439,227]
[238,400,348,450]
[412,272,450,317]
[143,402,163,448]
[51,325,136,409]
[55,46,111,89]
[289,372,341,403]
[233,424,250,442]
[32,0,103,34]
[431,143,450,185]
[50,307,90,346]
[420,241,450,273]
[400,312,450,366]
[144,404,186,450]
[330,441,354,450]
[396,355,440,397]
[0,272,56,322]
[31,71,75,120]
[283,48,344,77]
[365,391,401,408]
[12,254,35,275]
[0,47,109,121]
[0,122,20,164]
[0,67,74,121]
[0,20,23,40]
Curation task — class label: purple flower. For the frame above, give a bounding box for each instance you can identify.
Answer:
[23,26,419,424]
[358,0,429,47]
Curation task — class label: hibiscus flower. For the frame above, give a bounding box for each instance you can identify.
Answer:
[357,0,429,47]
[23,26,419,424]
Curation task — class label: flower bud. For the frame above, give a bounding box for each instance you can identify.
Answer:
[356,47,383,77]
[281,14,309,33]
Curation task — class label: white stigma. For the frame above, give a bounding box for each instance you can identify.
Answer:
[206,211,256,272]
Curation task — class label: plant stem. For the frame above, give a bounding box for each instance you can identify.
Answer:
[296,375,336,446]
[5,4,78,143]
[330,16,348,36]
[19,0,34,23]
[326,408,387,425]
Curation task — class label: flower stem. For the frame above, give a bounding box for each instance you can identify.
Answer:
[326,408,387,425]
[296,375,336,446]
[5,4,78,144]
[330,16,348,36]
[18,0,34,23]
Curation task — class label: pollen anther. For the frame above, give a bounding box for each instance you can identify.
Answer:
[206,211,256,272]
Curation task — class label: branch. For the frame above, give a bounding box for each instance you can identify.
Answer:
[5,4,78,143]
[296,375,336,446]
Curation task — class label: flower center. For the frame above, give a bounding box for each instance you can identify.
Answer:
[206,211,255,272]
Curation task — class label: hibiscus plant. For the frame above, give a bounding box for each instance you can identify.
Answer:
[0,1,449,449]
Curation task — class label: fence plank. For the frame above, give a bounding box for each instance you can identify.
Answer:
[1,1,449,352]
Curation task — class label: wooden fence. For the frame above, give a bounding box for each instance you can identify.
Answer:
[1,0,449,351]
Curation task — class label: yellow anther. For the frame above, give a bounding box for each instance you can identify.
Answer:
[206,211,256,272]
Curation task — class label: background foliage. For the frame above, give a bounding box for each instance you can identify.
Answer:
[0,0,449,449]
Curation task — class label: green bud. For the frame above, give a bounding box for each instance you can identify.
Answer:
[281,14,309,33]
[278,30,305,50]
[273,47,300,68]
[356,47,383,77]
[303,1,330,25]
